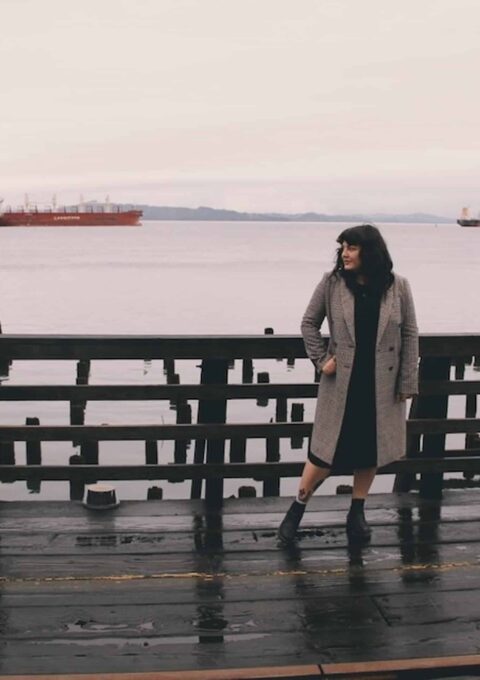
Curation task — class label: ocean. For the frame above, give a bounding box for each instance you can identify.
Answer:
[0,220,479,501]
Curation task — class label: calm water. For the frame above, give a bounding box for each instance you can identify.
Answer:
[0,220,479,501]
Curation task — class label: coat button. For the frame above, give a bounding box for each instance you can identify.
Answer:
[388,367,393,371]
[389,346,394,351]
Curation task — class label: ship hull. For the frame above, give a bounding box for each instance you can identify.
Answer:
[457,219,480,227]
[0,210,142,227]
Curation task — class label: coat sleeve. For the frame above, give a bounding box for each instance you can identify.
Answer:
[300,272,331,371]
[398,276,419,395]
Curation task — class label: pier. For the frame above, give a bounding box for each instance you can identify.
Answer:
[0,333,479,678]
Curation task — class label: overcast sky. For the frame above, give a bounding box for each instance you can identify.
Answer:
[1,0,479,215]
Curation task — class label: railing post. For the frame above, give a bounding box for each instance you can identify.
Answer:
[192,358,228,507]
[0,323,11,378]
[418,356,451,499]
[26,417,41,493]
[393,395,421,493]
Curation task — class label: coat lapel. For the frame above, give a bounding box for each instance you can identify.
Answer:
[375,283,394,349]
[340,276,395,349]
[340,278,355,345]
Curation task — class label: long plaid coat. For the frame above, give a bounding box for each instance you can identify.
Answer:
[301,271,419,469]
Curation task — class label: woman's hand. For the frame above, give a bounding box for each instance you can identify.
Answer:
[322,355,337,375]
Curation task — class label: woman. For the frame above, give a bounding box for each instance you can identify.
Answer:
[278,224,419,544]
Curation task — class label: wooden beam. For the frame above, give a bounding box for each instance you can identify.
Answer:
[2,456,480,481]
[0,333,479,360]
[0,419,478,442]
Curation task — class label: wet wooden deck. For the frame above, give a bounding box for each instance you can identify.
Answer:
[1,490,480,678]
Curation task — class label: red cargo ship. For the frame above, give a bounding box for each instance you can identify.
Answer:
[0,201,142,227]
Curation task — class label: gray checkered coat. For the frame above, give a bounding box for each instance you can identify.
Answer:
[301,271,419,469]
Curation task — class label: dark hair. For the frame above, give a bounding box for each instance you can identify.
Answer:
[331,224,394,296]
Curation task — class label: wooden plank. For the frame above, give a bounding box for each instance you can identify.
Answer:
[0,669,323,680]
[3,456,480,483]
[4,518,480,556]
[0,422,314,442]
[0,384,319,401]
[1,380,478,401]
[0,419,479,443]
[321,654,480,676]
[0,332,479,360]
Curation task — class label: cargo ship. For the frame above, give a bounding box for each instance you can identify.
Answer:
[0,197,142,227]
[457,207,480,227]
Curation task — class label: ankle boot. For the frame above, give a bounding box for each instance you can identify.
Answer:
[277,501,305,544]
[346,499,371,541]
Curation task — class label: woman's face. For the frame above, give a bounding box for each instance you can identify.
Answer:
[341,241,361,271]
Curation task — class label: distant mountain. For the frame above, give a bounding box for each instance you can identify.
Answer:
[113,204,453,223]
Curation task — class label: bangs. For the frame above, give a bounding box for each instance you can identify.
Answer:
[336,227,363,246]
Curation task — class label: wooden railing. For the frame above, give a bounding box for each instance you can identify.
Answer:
[0,333,479,504]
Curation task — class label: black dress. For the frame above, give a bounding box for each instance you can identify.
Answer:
[309,278,381,473]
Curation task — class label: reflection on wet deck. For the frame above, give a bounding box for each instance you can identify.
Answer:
[1,491,480,678]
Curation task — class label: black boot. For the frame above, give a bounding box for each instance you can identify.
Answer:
[346,498,371,542]
[277,501,305,544]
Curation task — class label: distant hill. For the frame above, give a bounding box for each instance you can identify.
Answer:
[94,203,453,223]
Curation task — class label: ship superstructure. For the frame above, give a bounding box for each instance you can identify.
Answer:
[457,207,480,227]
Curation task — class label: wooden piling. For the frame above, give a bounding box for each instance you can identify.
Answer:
[465,393,478,479]
[147,485,163,499]
[71,359,90,431]
[230,437,246,463]
[0,441,15,480]
[69,453,86,500]
[168,372,180,406]
[145,440,158,465]
[173,400,191,480]
[238,485,256,497]
[264,419,280,497]
[0,322,11,377]
[256,371,269,406]
[81,440,99,466]
[276,396,287,422]
[242,358,253,383]
[163,358,175,376]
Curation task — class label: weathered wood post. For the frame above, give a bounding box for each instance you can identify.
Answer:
[145,440,158,465]
[242,358,253,383]
[163,358,175,377]
[393,395,421,493]
[26,417,41,493]
[168,373,180,406]
[264,416,280,497]
[290,403,304,449]
[174,401,191,461]
[276,397,287,422]
[0,324,15,475]
[465,387,478,480]
[71,360,90,425]
[191,358,228,506]
[0,442,15,478]
[81,441,99,466]
[263,395,287,498]
[0,323,11,378]
[419,356,451,499]
[256,372,269,407]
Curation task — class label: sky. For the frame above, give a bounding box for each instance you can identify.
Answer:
[1,0,479,215]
